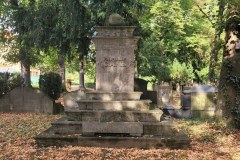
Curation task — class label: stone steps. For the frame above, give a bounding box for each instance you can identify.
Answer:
[65,109,163,122]
[77,100,151,111]
[50,118,83,135]
[85,91,143,101]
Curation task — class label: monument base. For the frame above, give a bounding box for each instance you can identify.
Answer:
[35,90,190,149]
[36,131,190,149]
[35,23,190,149]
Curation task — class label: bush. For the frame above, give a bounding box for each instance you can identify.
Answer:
[39,72,62,100]
[0,72,23,97]
[169,59,194,84]
[85,83,95,89]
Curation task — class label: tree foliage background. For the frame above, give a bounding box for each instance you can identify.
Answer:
[1,0,240,126]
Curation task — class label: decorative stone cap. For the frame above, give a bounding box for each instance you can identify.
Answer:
[95,26,136,37]
[108,13,125,26]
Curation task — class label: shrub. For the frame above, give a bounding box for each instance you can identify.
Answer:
[39,72,62,100]
[0,72,23,97]
[169,59,194,84]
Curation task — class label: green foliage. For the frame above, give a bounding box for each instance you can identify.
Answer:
[137,0,214,83]
[231,104,240,129]
[196,66,209,83]
[37,48,59,73]
[223,59,240,128]
[39,72,62,100]
[169,59,194,84]
[0,72,23,97]
[89,0,145,26]
[138,38,171,83]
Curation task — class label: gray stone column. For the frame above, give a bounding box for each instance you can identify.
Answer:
[92,26,139,92]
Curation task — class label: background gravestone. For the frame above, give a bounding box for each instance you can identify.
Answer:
[0,87,54,114]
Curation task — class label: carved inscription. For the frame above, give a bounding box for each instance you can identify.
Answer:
[103,57,126,67]
[99,57,135,68]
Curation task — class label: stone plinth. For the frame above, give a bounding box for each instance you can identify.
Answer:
[86,91,142,101]
[65,109,162,122]
[92,26,139,92]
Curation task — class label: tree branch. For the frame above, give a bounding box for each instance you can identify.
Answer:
[194,2,214,26]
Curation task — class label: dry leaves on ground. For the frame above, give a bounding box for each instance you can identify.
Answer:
[0,113,239,160]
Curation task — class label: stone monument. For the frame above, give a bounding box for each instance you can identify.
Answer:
[35,14,190,149]
[94,26,137,92]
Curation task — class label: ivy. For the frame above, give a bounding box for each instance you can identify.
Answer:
[223,59,240,128]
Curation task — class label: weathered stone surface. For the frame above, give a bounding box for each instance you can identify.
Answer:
[65,109,163,122]
[108,14,125,26]
[93,27,139,92]
[50,118,82,135]
[156,85,172,107]
[95,26,135,37]
[82,122,143,136]
[86,91,142,101]
[143,121,177,136]
[77,100,151,111]
[0,95,10,112]
[0,87,53,114]
[63,90,86,109]
[191,110,215,119]
[191,93,217,110]
[35,131,191,149]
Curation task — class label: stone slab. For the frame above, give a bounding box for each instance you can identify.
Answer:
[35,132,190,149]
[50,117,83,135]
[143,121,178,136]
[191,93,217,110]
[0,87,53,114]
[85,91,142,101]
[77,100,151,111]
[65,109,163,122]
[82,122,143,136]
[0,95,11,112]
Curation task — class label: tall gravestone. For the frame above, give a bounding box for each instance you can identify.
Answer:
[93,26,138,92]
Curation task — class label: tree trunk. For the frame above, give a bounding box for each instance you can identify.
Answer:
[208,3,225,83]
[79,53,85,89]
[215,8,240,127]
[59,45,66,90]
[21,62,31,87]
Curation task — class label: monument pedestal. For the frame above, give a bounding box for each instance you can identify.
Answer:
[36,91,190,149]
[35,23,190,149]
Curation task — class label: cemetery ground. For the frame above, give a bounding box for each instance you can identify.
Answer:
[0,113,239,160]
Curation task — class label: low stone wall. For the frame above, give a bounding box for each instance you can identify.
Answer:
[0,87,53,114]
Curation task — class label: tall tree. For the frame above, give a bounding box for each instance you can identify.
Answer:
[89,0,145,26]
[207,0,226,83]
[1,0,39,87]
[138,0,213,83]
[215,0,240,128]
[35,0,92,89]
